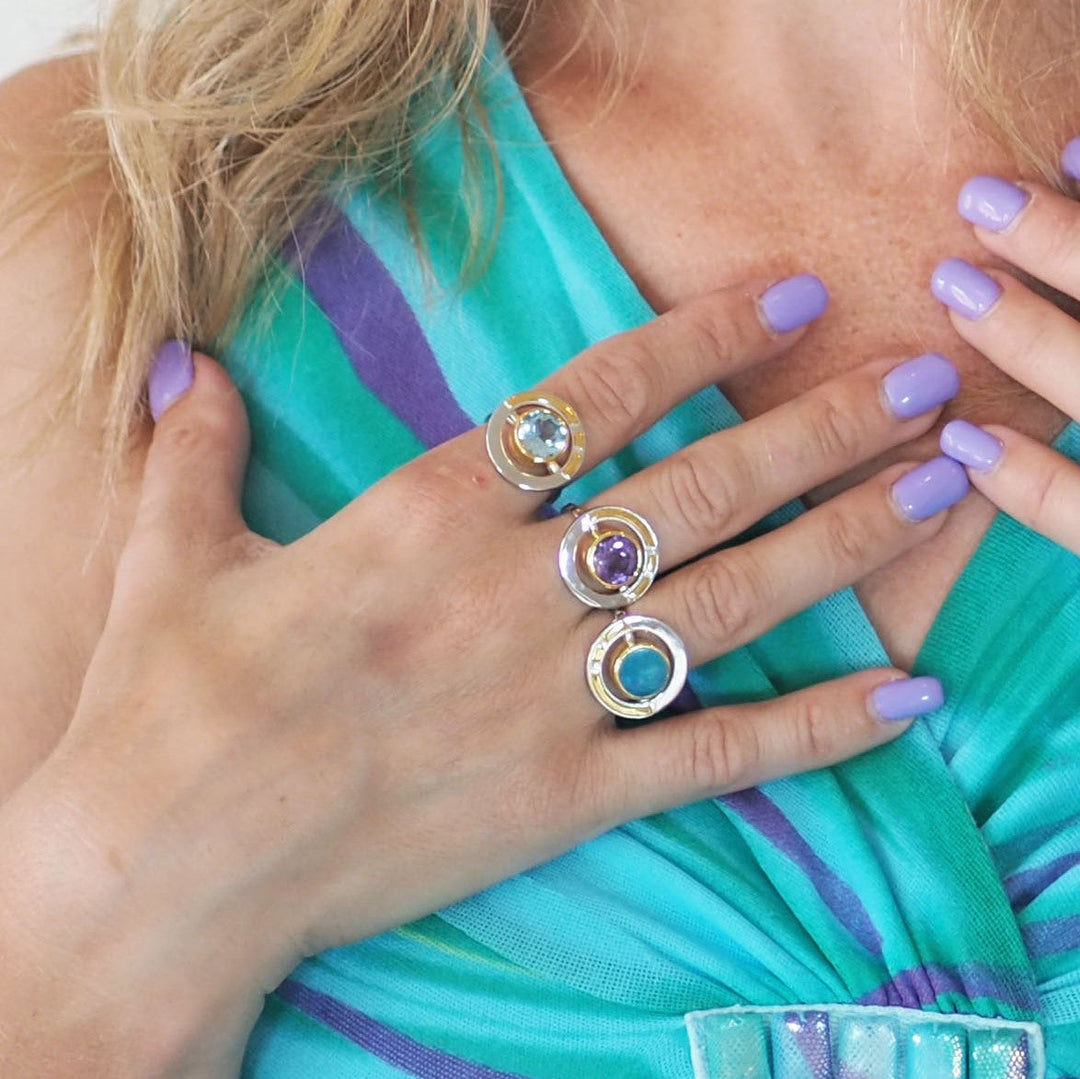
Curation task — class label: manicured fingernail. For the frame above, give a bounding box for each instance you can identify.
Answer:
[758,274,829,334]
[930,258,1003,320]
[957,176,1030,232]
[1063,136,1080,181]
[940,419,1003,472]
[891,456,970,521]
[882,353,960,420]
[149,340,194,421]
[871,676,945,721]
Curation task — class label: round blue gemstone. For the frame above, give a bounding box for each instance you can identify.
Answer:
[616,645,671,700]
[515,408,570,462]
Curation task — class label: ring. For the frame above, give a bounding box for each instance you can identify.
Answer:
[586,614,689,720]
[558,505,660,608]
[486,392,586,492]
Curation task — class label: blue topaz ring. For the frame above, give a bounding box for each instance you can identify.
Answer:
[558,506,660,609]
[586,614,689,720]
[486,392,586,492]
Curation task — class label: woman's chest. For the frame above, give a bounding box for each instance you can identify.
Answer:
[515,92,1066,665]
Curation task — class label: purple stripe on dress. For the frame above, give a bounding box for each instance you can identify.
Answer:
[858,962,1040,1012]
[786,1011,834,1078]
[285,206,474,449]
[667,681,702,716]
[721,787,884,957]
[275,978,524,1078]
[1005,852,1080,911]
[1022,914,1080,958]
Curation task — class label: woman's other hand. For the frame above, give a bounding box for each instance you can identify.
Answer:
[933,146,1080,548]
[0,279,962,1076]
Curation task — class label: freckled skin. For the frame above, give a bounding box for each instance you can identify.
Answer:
[511,33,1072,665]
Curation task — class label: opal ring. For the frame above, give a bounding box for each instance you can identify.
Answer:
[586,614,689,720]
[558,505,660,608]
[486,392,586,493]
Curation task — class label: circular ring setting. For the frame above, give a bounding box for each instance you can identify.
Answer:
[586,614,689,720]
[486,392,586,492]
[558,506,660,608]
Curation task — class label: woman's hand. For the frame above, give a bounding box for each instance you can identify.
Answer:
[932,146,1080,548]
[0,278,962,1077]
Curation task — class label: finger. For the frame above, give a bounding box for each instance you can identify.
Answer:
[541,274,827,468]
[930,260,1080,419]
[324,276,830,541]
[941,419,1080,552]
[957,176,1080,301]
[131,346,252,559]
[597,354,956,567]
[635,460,953,664]
[461,275,828,518]
[599,668,938,819]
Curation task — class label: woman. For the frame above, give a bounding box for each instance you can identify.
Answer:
[1,0,1079,1075]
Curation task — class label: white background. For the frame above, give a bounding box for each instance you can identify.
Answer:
[0,3,100,82]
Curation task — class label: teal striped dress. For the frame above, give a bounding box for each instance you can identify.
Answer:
[226,39,1080,1079]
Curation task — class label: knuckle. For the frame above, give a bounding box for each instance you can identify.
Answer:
[389,456,476,540]
[569,341,655,434]
[803,394,863,464]
[787,695,838,764]
[156,411,232,465]
[1013,308,1058,369]
[819,510,874,579]
[688,716,758,792]
[685,555,760,647]
[662,450,742,539]
[676,301,740,372]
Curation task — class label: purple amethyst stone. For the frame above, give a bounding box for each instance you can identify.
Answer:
[591,534,640,588]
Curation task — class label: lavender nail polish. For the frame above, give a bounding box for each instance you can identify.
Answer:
[957,176,1030,232]
[758,274,829,334]
[1063,136,1080,181]
[149,340,195,421]
[882,353,960,420]
[940,419,1003,472]
[871,676,945,721]
[930,258,1003,320]
[891,456,970,521]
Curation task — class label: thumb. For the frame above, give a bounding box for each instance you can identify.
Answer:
[133,341,251,557]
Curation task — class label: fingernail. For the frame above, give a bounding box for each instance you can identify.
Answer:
[149,340,195,421]
[957,176,1030,232]
[940,419,1003,472]
[882,353,960,420]
[930,258,1003,320]
[891,456,970,521]
[1063,136,1080,181]
[758,274,829,334]
[871,676,945,721]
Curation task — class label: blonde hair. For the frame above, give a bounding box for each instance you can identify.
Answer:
[36,0,1080,458]
[937,0,1080,178]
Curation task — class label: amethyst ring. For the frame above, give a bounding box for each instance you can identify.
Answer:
[558,506,660,608]
[486,392,586,493]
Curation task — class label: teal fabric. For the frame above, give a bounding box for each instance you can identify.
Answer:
[230,38,1080,1079]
